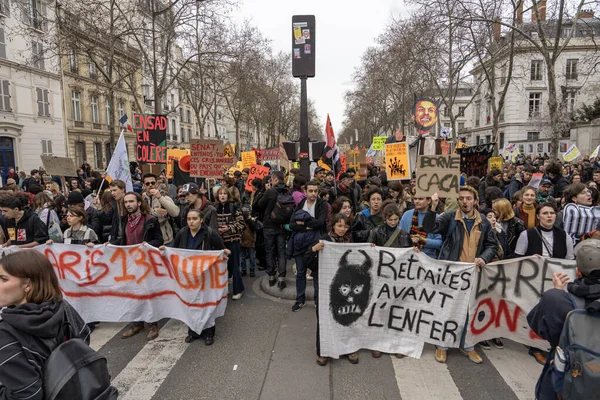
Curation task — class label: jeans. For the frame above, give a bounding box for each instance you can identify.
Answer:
[226,241,244,295]
[264,228,287,280]
[295,254,307,303]
[240,246,256,272]
[436,313,474,351]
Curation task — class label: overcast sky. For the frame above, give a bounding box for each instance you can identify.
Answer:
[232,0,408,136]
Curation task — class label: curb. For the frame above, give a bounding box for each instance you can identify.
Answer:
[259,266,315,302]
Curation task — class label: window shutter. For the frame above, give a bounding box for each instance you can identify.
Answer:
[36,87,43,115]
[41,140,47,154]
[43,89,49,116]
[48,140,52,154]
[0,28,6,60]
[41,1,47,31]
[3,80,10,111]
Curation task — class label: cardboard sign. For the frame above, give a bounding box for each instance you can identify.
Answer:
[529,173,544,189]
[340,155,347,174]
[346,150,367,180]
[40,156,77,177]
[385,142,411,180]
[245,164,270,192]
[190,139,226,178]
[372,136,386,151]
[166,149,190,178]
[488,156,503,171]
[563,143,581,162]
[415,155,461,198]
[134,114,167,164]
[241,151,256,169]
[4,244,228,336]
[318,244,475,359]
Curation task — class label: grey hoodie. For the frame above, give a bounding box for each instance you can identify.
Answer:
[0,300,90,400]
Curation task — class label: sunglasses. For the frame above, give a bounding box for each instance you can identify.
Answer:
[144,181,157,186]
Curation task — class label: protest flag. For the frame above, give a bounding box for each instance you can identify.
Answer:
[119,114,133,132]
[105,130,133,192]
[321,114,342,175]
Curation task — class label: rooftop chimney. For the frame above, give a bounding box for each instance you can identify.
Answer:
[516,0,524,24]
[532,0,546,22]
[578,9,595,19]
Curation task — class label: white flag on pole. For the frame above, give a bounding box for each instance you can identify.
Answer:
[105,130,133,192]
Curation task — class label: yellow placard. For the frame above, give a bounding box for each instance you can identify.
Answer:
[488,156,503,171]
[385,142,411,180]
[563,144,581,162]
[372,136,386,151]
[241,151,256,169]
[294,27,302,39]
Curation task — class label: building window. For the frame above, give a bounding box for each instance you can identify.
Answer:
[458,122,465,132]
[105,99,111,125]
[486,101,491,123]
[170,93,175,108]
[89,62,97,80]
[0,80,10,111]
[530,60,543,81]
[69,48,78,73]
[41,139,52,156]
[499,132,505,149]
[458,107,465,117]
[32,41,44,70]
[476,135,480,145]
[170,119,175,141]
[475,102,481,127]
[566,91,576,114]
[499,106,505,121]
[187,128,191,141]
[0,28,6,60]
[71,91,81,121]
[105,142,112,166]
[116,65,122,88]
[94,142,102,169]
[486,135,491,143]
[566,59,578,80]
[563,26,573,37]
[442,107,448,117]
[36,87,49,116]
[527,132,540,141]
[90,95,99,123]
[180,127,184,142]
[529,92,541,118]
[186,109,191,123]
[26,0,46,31]
[75,141,86,167]
[118,101,124,119]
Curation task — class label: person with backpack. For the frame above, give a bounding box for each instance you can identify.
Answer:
[0,250,117,399]
[48,206,99,246]
[215,186,246,300]
[166,209,229,345]
[288,180,330,312]
[255,170,294,289]
[527,238,600,400]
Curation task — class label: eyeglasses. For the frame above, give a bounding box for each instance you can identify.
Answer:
[144,181,157,186]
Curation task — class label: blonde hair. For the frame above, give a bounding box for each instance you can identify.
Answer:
[493,198,515,222]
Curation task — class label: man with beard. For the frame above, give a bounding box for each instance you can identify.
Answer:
[411,97,439,135]
[113,192,164,340]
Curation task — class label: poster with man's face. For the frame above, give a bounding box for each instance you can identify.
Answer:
[412,96,439,135]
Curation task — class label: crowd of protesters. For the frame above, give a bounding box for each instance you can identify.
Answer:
[0,151,598,400]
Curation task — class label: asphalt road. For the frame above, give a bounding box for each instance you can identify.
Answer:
[93,269,543,400]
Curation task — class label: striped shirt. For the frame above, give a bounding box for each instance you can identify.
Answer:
[562,203,600,244]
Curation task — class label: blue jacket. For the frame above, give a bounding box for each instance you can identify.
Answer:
[286,210,322,258]
[399,209,442,258]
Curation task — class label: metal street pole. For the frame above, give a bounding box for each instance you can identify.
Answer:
[299,77,309,178]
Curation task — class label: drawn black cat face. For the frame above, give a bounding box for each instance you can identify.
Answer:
[329,250,372,326]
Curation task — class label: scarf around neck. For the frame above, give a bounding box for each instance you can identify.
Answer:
[128,212,143,229]
[329,230,350,243]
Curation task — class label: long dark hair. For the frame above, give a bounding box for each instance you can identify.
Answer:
[124,192,151,214]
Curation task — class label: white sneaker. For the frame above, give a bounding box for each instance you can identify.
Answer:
[232,293,243,300]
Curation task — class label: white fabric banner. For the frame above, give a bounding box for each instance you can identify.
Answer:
[464,256,576,350]
[318,243,476,359]
[3,244,228,333]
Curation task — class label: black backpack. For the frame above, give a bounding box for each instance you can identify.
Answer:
[270,189,295,225]
[42,307,118,400]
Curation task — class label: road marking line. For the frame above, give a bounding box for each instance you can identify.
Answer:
[90,323,128,352]
[112,320,189,400]
[392,345,463,400]
[482,342,543,400]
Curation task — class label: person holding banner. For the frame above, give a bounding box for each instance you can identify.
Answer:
[0,251,92,400]
[48,207,99,246]
[168,209,229,345]
[432,185,499,364]
[116,192,164,340]
[305,213,359,366]
[399,196,442,259]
